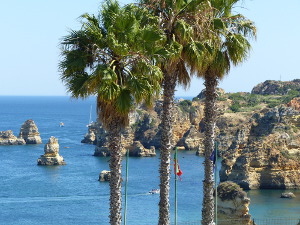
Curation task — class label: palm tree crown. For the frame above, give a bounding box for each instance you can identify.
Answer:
[60,1,164,129]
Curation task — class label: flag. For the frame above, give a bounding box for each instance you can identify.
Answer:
[210,149,216,165]
[174,154,183,180]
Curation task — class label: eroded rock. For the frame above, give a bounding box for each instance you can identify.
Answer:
[19,120,42,144]
[99,170,111,182]
[37,137,66,165]
[0,130,26,145]
[217,181,252,225]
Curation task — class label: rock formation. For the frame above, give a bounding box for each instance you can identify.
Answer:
[81,122,98,144]
[220,106,300,189]
[217,181,252,225]
[287,97,300,111]
[280,192,296,198]
[90,99,205,157]
[99,170,111,182]
[129,141,156,157]
[251,79,300,95]
[37,137,66,165]
[19,120,42,144]
[0,130,26,145]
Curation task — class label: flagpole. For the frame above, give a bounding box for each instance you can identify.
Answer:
[215,142,218,225]
[175,147,178,225]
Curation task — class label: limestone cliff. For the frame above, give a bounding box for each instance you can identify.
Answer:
[19,120,42,144]
[220,106,300,189]
[0,130,26,145]
[91,99,203,157]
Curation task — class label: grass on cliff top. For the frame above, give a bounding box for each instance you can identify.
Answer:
[219,90,300,113]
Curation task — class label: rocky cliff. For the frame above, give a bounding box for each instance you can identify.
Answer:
[219,105,300,189]
[90,99,204,157]
[81,81,300,189]
[0,130,26,145]
[19,120,42,144]
[251,79,300,95]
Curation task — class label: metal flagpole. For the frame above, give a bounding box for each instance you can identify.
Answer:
[215,142,218,225]
[175,147,178,225]
[124,149,129,225]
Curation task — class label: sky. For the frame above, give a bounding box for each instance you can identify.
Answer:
[0,0,299,97]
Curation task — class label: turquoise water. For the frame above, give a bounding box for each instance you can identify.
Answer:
[0,96,299,224]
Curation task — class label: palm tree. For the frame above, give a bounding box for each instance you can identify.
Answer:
[200,1,256,224]
[139,0,212,224]
[59,1,164,224]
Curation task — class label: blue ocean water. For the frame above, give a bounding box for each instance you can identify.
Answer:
[0,96,299,225]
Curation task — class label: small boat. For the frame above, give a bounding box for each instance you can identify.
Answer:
[148,189,160,194]
[59,122,64,127]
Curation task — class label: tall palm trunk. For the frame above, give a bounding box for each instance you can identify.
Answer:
[202,75,218,225]
[158,71,176,225]
[108,119,123,225]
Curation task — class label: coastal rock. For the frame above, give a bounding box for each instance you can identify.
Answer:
[81,122,98,144]
[220,106,300,189]
[0,130,26,145]
[129,141,156,157]
[179,125,203,151]
[251,79,300,95]
[37,137,66,165]
[19,120,42,144]
[99,170,111,182]
[280,192,296,198]
[217,181,252,225]
[197,87,226,99]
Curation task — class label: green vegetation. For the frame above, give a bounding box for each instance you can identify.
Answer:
[224,90,300,113]
[217,181,247,201]
[280,150,300,161]
[178,100,196,114]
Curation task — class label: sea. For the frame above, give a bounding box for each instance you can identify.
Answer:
[0,96,299,225]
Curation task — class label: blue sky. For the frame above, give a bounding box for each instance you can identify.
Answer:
[0,0,299,97]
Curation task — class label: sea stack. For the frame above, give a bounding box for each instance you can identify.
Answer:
[0,130,26,145]
[99,170,111,182]
[129,141,156,157]
[37,136,66,165]
[217,181,252,225]
[19,120,42,144]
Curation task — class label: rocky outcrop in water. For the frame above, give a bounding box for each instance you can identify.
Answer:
[280,192,296,198]
[251,79,300,95]
[220,106,300,189]
[0,130,26,145]
[217,181,251,225]
[19,120,42,144]
[37,137,66,165]
[129,141,156,157]
[81,122,98,144]
[90,99,206,157]
[99,170,111,182]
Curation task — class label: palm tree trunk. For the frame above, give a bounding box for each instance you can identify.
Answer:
[108,119,123,225]
[158,72,176,225]
[202,75,218,225]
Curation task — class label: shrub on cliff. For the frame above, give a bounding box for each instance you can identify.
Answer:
[217,181,246,201]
